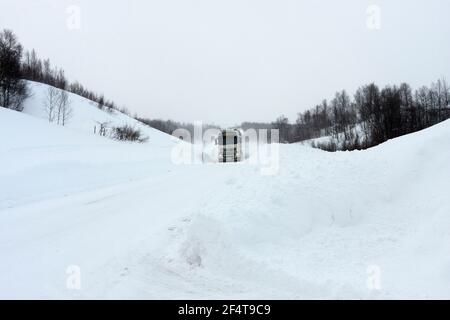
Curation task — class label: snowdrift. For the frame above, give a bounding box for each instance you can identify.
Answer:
[1,83,450,299]
[168,121,450,299]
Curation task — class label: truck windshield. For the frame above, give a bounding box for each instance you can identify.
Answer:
[219,135,238,145]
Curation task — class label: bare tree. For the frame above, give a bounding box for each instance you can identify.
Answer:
[43,86,59,122]
[272,115,290,143]
[44,86,73,126]
[95,121,111,136]
[58,90,72,126]
[0,29,28,110]
[442,78,450,107]
[97,95,105,110]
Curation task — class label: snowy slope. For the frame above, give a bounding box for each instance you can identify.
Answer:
[22,81,172,146]
[300,123,366,148]
[1,92,450,299]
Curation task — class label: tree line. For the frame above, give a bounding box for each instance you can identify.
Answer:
[269,80,450,150]
[136,117,219,138]
[0,29,120,114]
[22,48,119,112]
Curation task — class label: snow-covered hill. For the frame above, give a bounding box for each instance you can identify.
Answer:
[22,81,172,145]
[1,84,450,299]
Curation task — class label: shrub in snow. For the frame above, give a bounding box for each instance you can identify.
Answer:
[112,125,148,143]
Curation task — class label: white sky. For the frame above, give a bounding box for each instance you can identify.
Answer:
[1,0,449,126]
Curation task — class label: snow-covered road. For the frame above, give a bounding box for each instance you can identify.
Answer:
[1,103,450,299]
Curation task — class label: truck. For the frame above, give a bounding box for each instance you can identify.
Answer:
[217,129,242,163]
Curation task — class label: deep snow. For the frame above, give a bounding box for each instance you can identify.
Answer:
[1,82,450,299]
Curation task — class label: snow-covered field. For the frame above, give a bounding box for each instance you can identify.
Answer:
[1,82,450,299]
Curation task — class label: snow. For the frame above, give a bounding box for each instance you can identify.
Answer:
[300,122,367,148]
[1,83,450,299]
[22,81,172,146]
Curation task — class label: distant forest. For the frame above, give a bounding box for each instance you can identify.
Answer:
[2,29,450,151]
[269,79,450,150]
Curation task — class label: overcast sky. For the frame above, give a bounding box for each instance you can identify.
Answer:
[1,0,449,126]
